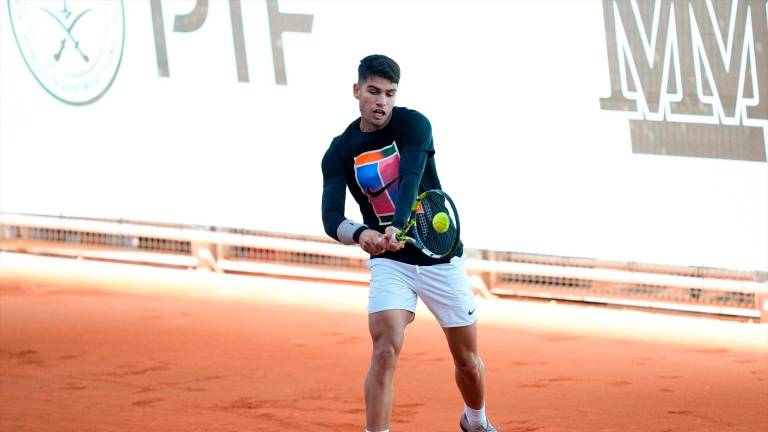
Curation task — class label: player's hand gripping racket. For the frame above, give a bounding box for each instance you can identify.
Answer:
[395,189,460,259]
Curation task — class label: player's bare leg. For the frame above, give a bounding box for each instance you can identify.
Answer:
[364,309,413,431]
[443,322,485,409]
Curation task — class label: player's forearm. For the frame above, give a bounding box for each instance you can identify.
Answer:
[392,151,428,228]
[321,194,368,245]
[321,169,363,243]
[321,201,364,243]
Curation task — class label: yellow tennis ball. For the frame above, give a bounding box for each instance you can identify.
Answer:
[432,212,450,233]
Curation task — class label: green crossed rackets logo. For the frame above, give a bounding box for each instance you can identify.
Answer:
[8,0,125,106]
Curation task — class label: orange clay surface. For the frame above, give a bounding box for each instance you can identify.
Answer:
[1,252,766,432]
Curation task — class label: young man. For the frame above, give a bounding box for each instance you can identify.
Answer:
[321,54,496,432]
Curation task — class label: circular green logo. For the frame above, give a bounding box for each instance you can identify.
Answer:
[8,0,125,106]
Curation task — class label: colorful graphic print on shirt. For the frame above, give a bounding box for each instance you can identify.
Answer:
[354,142,400,225]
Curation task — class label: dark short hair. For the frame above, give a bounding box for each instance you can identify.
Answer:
[358,54,400,84]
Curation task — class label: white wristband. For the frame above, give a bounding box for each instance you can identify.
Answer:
[337,219,367,245]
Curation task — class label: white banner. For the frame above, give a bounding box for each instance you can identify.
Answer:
[1,0,766,271]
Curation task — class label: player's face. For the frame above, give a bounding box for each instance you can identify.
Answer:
[354,76,397,132]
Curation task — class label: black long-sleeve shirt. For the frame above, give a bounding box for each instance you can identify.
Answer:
[321,106,462,265]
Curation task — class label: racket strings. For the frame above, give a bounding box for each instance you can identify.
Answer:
[414,193,457,256]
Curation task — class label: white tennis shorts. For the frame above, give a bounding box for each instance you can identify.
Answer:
[366,256,477,328]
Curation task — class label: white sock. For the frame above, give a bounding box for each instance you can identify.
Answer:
[464,403,487,427]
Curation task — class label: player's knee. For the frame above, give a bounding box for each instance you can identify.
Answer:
[456,354,484,378]
[372,344,399,373]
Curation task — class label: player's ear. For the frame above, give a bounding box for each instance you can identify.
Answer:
[353,82,360,100]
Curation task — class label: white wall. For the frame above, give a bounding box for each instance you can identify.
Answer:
[1,0,766,271]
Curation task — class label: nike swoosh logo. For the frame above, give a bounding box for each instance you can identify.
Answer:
[366,178,398,197]
[468,308,476,315]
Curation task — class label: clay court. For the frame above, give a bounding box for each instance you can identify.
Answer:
[1,252,766,432]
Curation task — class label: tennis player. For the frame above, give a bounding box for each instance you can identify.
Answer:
[321,54,496,432]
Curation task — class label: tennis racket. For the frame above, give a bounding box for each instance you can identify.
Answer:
[395,189,460,259]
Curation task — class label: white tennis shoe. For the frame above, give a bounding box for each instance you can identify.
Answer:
[459,413,497,432]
